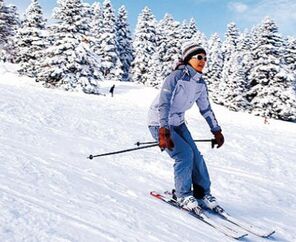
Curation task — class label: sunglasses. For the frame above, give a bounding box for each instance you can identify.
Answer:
[192,55,207,61]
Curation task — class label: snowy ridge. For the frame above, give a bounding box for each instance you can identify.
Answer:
[0,65,296,241]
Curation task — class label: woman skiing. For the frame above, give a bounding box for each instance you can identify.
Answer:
[148,41,224,211]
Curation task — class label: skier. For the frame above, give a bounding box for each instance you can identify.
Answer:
[148,41,224,211]
[109,84,115,97]
[264,116,270,124]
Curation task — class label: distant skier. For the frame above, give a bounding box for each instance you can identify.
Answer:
[109,84,115,97]
[147,41,224,211]
[264,116,270,124]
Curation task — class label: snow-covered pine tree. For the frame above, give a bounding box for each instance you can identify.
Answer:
[82,2,102,63]
[237,31,253,72]
[147,50,163,87]
[131,6,157,85]
[179,18,198,42]
[284,37,296,75]
[223,32,252,111]
[116,5,133,81]
[222,22,239,62]
[205,33,223,103]
[157,14,182,80]
[226,63,250,111]
[149,16,167,87]
[188,18,198,38]
[218,22,240,105]
[90,2,103,64]
[179,20,190,41]
[81,2,94,37]
[15,0,47,78]
[100,0,122,81]
[0,0,7,59]
[0,1,19,62]
[285,37,296,96]
[37,0,102,94]
[248,17,296,121]
[91,2,103,35]
[192,30,208,50]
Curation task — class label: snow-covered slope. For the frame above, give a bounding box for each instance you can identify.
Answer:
[0,63,295,242]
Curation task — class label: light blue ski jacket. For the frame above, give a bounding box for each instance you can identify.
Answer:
[148,64,221,133]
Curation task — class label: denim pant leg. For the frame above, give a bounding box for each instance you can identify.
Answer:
[148,125,194,198]
[175,124,211,195]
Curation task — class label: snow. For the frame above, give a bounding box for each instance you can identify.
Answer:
[0,63,296,242]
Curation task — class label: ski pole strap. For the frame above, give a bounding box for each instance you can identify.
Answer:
[88,143,158,159]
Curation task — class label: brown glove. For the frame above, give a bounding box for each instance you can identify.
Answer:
[213,130,224,148]
[159,127,174,151]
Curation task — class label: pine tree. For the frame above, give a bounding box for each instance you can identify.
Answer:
[0,1,20,62]
[222,22,239,60]
[100,0,122,81]
[0,0,7,59]
[188,18,198,38]
[237,31,253,68]
[285,37,296,96]
[16,0,47,78]
[157,14,181,80]
[150,16,167,87]
[219,22,240,104]
[91,2,103,37]
[37,0,102,94]
[284,37,296,74]
[205,33,223,103]
[248,17,296,121]
[179,18,197,42]
[82,2,93,33]
[225,55,248,111]
[223,32,252,111]
[147,51,163,87]
[131,6,157,85]
[192,30,208,50]
[90,2,103,64]
[116,5,133,81]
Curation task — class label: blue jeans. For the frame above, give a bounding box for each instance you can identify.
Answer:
[149,123,211,198]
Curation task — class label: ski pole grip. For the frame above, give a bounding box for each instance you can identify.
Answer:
[211,139,217,149]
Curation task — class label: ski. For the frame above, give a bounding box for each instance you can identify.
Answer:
[211,205,275,238]
[150,191,248,240]
[164,189,275,238]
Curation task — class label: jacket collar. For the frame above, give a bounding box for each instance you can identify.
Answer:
[185,64,203,82]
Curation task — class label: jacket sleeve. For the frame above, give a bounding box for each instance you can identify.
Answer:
[196,82,221,133]
[158,71,180,128]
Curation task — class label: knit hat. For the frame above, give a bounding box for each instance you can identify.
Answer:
[181,41,206,63]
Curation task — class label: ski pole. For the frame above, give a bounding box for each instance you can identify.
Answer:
[88,139,217,160]
[88,143,158,159]
[134,141,157,146]
[135,139,216,147]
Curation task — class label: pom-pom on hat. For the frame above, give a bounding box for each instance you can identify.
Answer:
[181,41,206,63]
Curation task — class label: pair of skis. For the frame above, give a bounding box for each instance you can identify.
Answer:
[150,191,275,240]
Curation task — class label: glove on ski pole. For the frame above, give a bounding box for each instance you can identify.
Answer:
[158,127,174,151]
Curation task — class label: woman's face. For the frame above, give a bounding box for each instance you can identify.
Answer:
[188,53,207,73]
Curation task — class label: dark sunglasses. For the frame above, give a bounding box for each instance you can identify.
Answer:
[192,55,207,61]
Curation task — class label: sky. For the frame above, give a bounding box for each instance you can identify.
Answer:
[6,0,296,38]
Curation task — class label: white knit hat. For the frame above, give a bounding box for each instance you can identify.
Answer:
[181,41,206,62]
